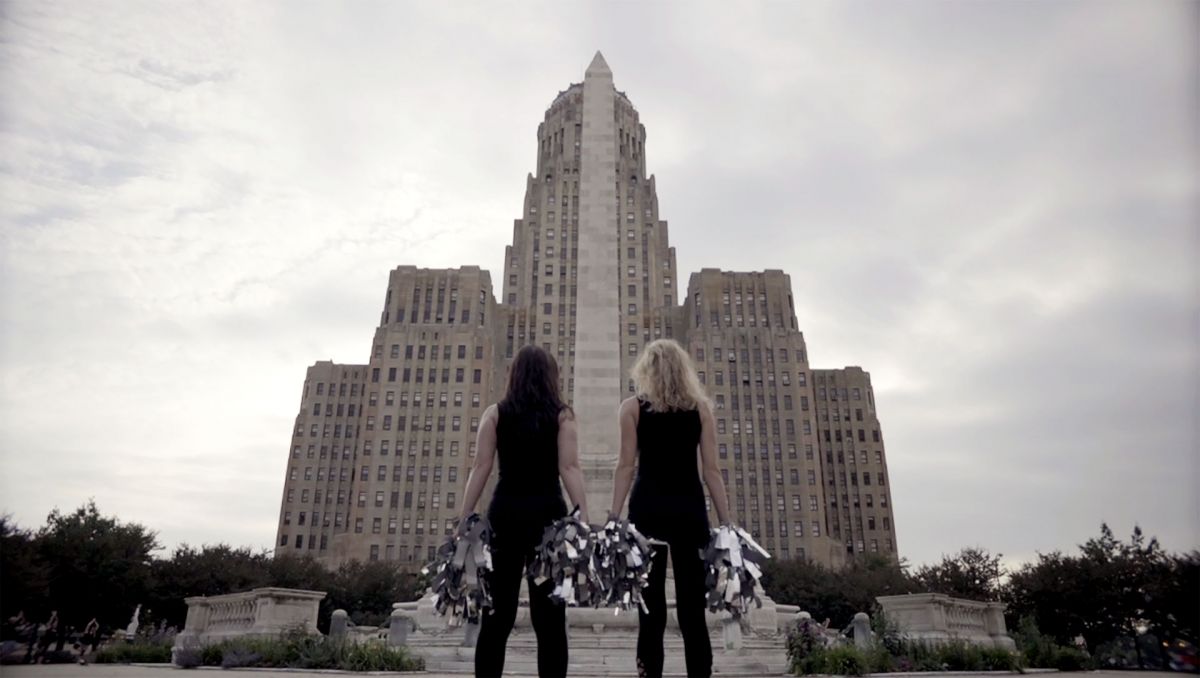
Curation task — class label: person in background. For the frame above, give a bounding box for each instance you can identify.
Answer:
[610,339,733,678]
[458,344,590,678]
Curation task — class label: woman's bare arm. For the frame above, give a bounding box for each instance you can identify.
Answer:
[458,404,498,522]
[557,411,589,523]
[610,397,640,517]
[699,401,732,525]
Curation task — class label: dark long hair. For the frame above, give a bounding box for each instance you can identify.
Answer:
[498,344,569,435]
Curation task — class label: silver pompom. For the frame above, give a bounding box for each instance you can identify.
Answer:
[592,516,655,613]
[703,524,771,618]
[421,513,494,625]
[530,507,606,607]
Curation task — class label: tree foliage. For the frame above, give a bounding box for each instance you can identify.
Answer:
[912,547,1003,601]
[1003,523,1197,649]
[763,554,916,624]
[32,501,159,632]
[0,503,429,639]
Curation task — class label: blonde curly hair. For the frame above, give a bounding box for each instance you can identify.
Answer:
[631,339,710,412]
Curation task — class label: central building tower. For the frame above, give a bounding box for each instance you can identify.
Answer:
[499,53,679,515]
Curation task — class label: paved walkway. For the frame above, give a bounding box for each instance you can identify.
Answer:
[0,665,1185,678]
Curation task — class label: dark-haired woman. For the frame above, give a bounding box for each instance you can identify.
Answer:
[610,339,732,678]
[459,344,589,678]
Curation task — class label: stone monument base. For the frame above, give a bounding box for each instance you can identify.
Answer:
[398,583,797,676]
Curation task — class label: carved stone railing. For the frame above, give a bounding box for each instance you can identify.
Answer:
[173,587,326,661]
[876,593,1015,650]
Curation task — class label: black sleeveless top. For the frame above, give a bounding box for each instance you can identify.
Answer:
[627,398,711,549]
[486,406,568,552]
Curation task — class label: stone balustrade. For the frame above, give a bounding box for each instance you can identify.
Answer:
[876,593,1015,650]
[172,587,326,661]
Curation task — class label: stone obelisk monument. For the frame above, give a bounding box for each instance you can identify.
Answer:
[572,52,622,519]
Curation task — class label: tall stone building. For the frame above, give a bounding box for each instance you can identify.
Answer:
[274,53,897,568]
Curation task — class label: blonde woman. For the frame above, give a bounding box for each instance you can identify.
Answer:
[610,339,732,678]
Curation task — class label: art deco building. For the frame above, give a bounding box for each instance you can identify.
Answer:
[274,53,898,568]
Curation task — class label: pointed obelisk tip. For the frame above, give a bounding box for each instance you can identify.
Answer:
[586,50,611,77]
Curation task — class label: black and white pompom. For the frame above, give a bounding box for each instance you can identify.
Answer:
[702,524,771,618]
[530,507,605,607]
[592,515,655,613]
[421,513,494,625]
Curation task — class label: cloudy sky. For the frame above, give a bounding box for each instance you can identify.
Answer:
[1,1,1196,570]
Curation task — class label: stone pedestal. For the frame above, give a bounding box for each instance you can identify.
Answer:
[877,593,1016,650]
[172,587,326,664]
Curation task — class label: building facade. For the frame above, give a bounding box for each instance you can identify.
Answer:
[274,53,897,568]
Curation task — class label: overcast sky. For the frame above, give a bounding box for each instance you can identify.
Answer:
[1,1,1196,570]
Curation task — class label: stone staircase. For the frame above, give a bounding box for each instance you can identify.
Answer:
[410,627,790,676]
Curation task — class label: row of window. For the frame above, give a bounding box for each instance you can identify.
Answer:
[816,387,865,401]
[294,422,357,439]
[367,391,481,408]
[370,366,483,385]
[374,343,485,361]
[825,450,887,466]
[365,414,479,433]
[289,463,462,485]
[309,381,362,398]
[695,346,804,365]
[822,428,883,444]
[717,442,813,461]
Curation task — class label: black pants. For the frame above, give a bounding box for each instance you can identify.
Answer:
[637,541,712,678]
[475,542,567,677]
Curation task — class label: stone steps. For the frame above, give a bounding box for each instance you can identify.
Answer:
[410,633,789,675]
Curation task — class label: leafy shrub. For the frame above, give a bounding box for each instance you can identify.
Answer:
[172,647,201,668]
[341,642,423,671]
[938,640,985,671]
[819,645,869,676]
[785,616,827,670]
[864,642,895,673]
[793,645,869,675]
[181,634,422,671]
[980,646,1023,672]
[1052,646,1093,671]
[199,643,223,666]
[220,646,262,668]
[1013,615,1091,670]
[94,640,173,664]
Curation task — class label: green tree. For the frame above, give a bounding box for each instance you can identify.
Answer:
[35,501,160,634]
[326,560,428,627]
[0,515,48,629]
[763,554,914,625]
[1002,524,1190,651]
[147,544,273,628]
[912,547,1004,601]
